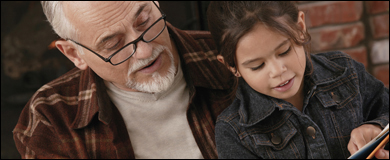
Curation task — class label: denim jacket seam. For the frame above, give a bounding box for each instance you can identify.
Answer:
[319,109,332,139]
[324,59,345,72]
[336,80,358,109]
[276,121,296,150]
[363,116,389,128]
[289,142,301,158]
[330,112,350,157]
[266,147,275,158]
[242,136,257,156]
[224,116,251,141]
[330,135,351,138]
[317,73,357,92]
[239,104,276,127]
[347,103,359,127]
[272,99,284,109]
[246,112,293,134]
[223,117,249,141]
[326,51,352,61]
[217,111,239,123]
[273,121,296,150]
[226,112,240,122]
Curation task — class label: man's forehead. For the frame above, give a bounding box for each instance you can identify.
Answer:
[63,1,151,39]
[62,1,156,47]
[63,1,149,17]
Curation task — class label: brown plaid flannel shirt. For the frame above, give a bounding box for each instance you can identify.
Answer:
[13,23,235,159]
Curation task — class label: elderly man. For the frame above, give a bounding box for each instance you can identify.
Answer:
[13,1,234,159]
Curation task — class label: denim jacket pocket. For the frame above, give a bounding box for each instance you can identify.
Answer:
[315,79,358,109]
[250,121,302,158]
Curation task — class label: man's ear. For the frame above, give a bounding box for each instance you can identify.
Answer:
[217,55,241,77]
[55,40,88,70]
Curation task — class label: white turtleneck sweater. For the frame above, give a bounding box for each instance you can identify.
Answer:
[104,63,203,159]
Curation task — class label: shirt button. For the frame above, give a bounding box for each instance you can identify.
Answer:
[307,126,316,139]
[271,133,281,145]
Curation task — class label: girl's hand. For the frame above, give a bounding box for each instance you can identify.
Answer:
[347,124,389,159]
[375,148,389,159]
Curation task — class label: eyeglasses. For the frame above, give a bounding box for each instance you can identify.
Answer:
[67,1,166,66]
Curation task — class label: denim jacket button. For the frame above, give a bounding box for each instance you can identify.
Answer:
[271,134,281,145]
[307,126,316,139]
[331,92,341,103]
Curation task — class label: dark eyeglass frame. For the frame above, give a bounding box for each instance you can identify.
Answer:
[66,1,166,66]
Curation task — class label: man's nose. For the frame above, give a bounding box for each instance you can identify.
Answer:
[132,41,154,60]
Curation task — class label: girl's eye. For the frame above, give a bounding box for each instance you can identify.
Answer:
[280,46,291,56]
[251,63,264,71]
[250,46,291,71]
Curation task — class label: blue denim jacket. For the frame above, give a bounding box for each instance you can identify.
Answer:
[215,51,389,159]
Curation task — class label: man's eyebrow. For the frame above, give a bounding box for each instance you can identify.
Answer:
[241,39,289,66]
[134,3,148,20]
[96,3,148,48]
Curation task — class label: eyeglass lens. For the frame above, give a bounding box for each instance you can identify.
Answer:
[110,16,166,65]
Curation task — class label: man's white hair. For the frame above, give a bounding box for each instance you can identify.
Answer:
[41,1,84,54]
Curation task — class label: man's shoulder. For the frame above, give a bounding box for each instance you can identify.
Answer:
[26,67,85,114]
[167,23,216,52]
[183,30,216,52]
[183,30,213,40]
[168,23,234,90]
[37,67,83,95]
[14,67,86,136]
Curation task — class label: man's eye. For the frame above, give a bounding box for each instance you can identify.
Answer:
[139,18,150,27]
[107,43,119,50]
[105,41,121,51]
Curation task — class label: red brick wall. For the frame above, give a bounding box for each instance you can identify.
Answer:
[297,1,389,88]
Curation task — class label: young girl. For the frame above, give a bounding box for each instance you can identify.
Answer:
[207,1,389,159]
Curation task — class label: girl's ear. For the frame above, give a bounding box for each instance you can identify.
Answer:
[297,11,307,34]
[217,55,225,64]
[55,40,88,70]
[217,55,241,77]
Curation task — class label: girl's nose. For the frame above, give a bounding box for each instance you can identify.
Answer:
[269,60,287,78]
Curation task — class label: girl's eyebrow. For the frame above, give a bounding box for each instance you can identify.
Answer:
[274,39,289,51]
[241,39,289,66]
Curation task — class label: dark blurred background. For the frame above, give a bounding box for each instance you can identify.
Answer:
[1,1,388,159]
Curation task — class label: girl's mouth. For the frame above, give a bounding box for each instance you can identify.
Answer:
[273,77,294,92]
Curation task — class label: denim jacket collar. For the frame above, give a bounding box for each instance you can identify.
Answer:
[236,52,348,127]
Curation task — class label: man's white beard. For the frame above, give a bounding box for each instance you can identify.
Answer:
[125,45,176,93]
